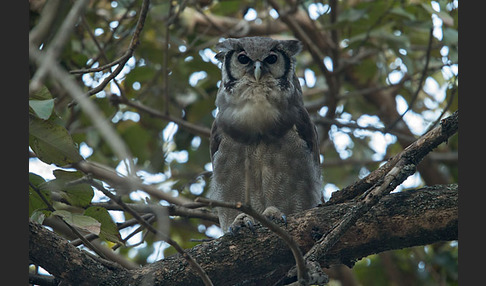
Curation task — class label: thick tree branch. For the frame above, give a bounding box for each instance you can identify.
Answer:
[30,184,457,285]
[140,184,458,285]
[29,220,129,285]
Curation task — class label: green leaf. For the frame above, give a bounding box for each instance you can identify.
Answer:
[29,173,51,217]
[84,206,123,244]
[40,170,94,207]
[29,99,55,120]
[30,85,52,101]
[30,209,50,224]
[29,116,83,166]
[53,210,101,235]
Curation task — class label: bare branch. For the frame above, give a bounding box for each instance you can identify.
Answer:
[120,97,211,138]
[74,160,192,206]
[91,201,218,223]
[84,0,150,96]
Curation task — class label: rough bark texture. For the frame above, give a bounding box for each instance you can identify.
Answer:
[29,184,457,285]
[29,221,130,286]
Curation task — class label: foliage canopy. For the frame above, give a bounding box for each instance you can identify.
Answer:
[29,0,458,284]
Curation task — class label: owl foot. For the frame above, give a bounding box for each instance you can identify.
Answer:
[262,206,287,227]
[228,213,255,235]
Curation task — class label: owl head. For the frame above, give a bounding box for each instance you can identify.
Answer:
[215,37,302,89]
[213,37,306,143]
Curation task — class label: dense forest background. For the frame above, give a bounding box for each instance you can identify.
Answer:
[29,0,458,285]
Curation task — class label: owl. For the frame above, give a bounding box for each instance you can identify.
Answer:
[208,37,323,232]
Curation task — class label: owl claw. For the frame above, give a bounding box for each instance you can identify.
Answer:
[228,213,256,235]
[246,220,255,233]
[228,225,239,235]
[262,206,287,226]
[281,214,288,227]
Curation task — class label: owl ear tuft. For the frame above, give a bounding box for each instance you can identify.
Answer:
[282,40,302,56]
[215,39,237,62]
[215,51,225,62]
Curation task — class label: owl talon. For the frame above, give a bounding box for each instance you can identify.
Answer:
[228,213,256,235]
[262,206,287,226]
[228,225,240,235]
[246,219,255,233]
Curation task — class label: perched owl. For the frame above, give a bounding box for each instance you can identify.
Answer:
[208,37,323,232]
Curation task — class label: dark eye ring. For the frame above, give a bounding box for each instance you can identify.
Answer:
[264,54,278,64]
[237,54,251,65]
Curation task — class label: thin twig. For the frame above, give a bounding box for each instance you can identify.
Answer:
[268,0,330,77]
[385,27,434,133]
[163,1,173,115]
[91,201,218,222]
[313,116,417,142]
[74,0,138,72]
[84,0,150,96]
[70,56,128,74]
[119,97,211,137]
[424,76,457,134]
[352,0,398,56]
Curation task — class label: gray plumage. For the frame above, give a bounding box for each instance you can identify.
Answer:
[208,37,323,232]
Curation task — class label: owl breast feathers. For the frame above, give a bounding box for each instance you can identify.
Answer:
[208,37,323,232]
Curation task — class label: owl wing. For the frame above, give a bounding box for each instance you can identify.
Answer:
[295,104,321,165]
[209,119,222,162]
[290,74,320,164]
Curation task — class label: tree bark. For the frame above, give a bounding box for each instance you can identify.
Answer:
[29,184,457,286]
[29,221,130,286]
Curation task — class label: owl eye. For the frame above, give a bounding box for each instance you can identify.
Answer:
[264,54,278,64]
[237,54,251,65]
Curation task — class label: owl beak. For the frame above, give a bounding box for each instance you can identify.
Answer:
[254,61,262,82]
